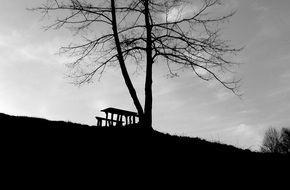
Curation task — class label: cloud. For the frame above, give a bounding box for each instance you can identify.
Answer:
[219,124,264,150]
[280,70,290,80]
[163,0,239,23]
[194,67,209,76]
[0,28,72,64]
[164,3,198,22]
[215,90,233,102]
[0,27,70,120]
[267,87,290,98]
[165,6,183,22]
[251,1,270,12]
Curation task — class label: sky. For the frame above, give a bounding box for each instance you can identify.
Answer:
[1,0,290,150]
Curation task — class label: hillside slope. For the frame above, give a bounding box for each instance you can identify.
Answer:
[0,112,246,151]
[1,112,288,166]
[2,113,289,184]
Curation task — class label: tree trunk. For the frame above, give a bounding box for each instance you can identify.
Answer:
[111,0,144,117]
[143,0,153,130]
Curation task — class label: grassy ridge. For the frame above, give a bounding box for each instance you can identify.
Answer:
[2,112,289,181]
[0,112,246,151]
[1,112,288,165]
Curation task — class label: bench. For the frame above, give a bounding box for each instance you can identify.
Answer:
[101,107,139,126]
[95,116,123,127]
[95,107,139,127]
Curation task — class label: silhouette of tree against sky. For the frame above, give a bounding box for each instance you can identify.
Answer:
[32,0,242,129]
[261,128,290,154]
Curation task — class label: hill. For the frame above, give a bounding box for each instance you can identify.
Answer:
[1,112,288,168]
[0,112,247,150]
[2,113,289,188]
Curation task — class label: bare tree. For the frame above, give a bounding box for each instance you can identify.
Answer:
[261,128,281,153]
[280,128,290,154]
[261,127,290,154]
[32,0,241,129]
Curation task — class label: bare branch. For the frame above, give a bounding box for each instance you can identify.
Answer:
[33,0,242,120]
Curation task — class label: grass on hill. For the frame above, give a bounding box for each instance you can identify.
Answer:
[1,112,289,166]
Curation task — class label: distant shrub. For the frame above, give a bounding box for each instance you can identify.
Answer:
[280,128,290,153]
[260,127,290,154]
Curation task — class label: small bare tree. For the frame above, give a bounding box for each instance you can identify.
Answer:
[32,0,241,129]
[261,127,290,154]
[280,128,290,154]
[261,128,281,153]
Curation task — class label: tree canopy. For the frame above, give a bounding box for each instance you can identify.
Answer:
[33,0,241,128]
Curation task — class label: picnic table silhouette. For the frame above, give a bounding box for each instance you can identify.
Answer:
[95,107,139,127]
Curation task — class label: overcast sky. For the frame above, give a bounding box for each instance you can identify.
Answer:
[1,0,290,150]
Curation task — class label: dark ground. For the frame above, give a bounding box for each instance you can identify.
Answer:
[1,112,289,179]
